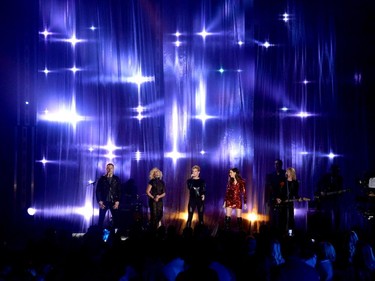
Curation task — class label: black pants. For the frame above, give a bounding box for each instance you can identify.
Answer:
[187,197,204,225]
[270,203,295,236]
[148,200,163,230]
[98,201,120,229]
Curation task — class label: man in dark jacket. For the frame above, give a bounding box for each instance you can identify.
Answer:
[96,163,121,230]
[265,159,286,237]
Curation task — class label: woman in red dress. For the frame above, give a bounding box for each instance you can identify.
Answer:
[223,168,247,230]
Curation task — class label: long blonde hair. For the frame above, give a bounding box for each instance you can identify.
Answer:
[286,167,297,181]
[149,167,163,180]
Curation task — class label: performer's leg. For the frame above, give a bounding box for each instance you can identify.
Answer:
[149,202,157,230]
[224,208,232,230]
[197,199,204,225]
[237,217,243,230]
[235,209,243,230]
[289,205,295,230]
[186,200,196,227]
[98,207,107,229]
[156,201,164,228]
[110,207,120,230]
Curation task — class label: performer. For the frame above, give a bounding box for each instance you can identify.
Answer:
[146,167,166,231]
[316,164,345,234]
[186,165,206,228]
[317,164,344,196]
[265,159,286,234]
[96,163,121,230]
[223,168,247,230]
[281,167,299,235]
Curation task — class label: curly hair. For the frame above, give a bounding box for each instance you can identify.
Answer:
[149,167,163,180]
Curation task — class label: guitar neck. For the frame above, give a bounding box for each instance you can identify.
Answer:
[284,197,310,203]
[314,188,351,200]
[321,188,350,196]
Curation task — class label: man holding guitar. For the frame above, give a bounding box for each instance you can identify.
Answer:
[315,164,347,234]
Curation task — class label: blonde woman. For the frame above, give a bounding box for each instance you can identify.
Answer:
[281,167,299,235]
[186,165,206,228]
[146,167,166,231]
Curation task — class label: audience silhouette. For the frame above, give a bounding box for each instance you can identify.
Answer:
[1,221,375,281]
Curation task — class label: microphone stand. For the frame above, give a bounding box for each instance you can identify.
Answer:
[286,180,290,234]
[87,180,97,227]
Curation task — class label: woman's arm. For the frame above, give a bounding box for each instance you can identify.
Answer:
[146,183,154,199]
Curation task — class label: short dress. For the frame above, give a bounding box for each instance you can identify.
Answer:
[224,180,247,209]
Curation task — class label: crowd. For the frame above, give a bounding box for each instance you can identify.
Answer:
[1,222,375,281]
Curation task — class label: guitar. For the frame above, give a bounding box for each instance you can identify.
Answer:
[274,197,310,207]
[314,188,351,200]
[284,197,311,203]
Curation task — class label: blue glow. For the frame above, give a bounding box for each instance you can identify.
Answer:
[41,67,50,75]
[38,109,86,124]
[101,140,122,161]
[135,150,141,161]
[62,34,86,47]
[328,153,336,159]
[125,74,155,86]
[69,66,81,74]
[27,208,37,216]
[36,157,49,165]
[197,29,211,39]
[263,41,271,48]
[39,29,52,39]
[165,104,186,164]
[282,12,289,22]
[296,111,312,118]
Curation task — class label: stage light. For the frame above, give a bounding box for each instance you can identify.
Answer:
[27,207,37,216]
[39,29,52,39]
[263,41,271,48]
[328,153,336,159]
[62,34,86,47]
[246,212,258,222]
[282,12,290,22]
[197,29,211,39]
